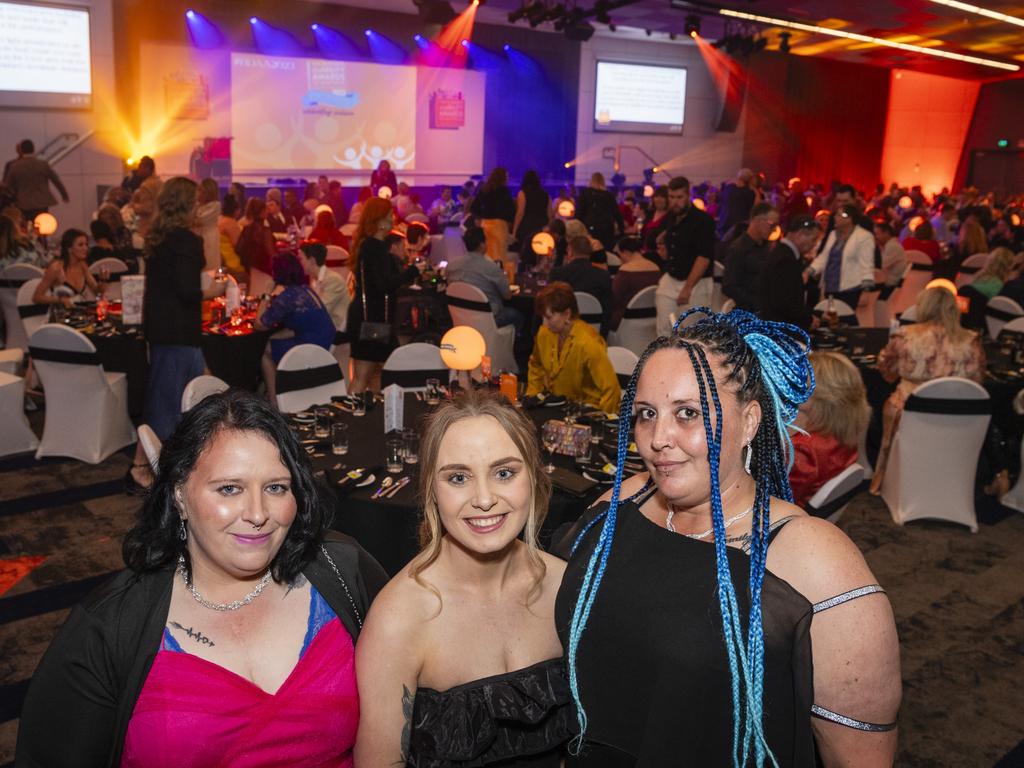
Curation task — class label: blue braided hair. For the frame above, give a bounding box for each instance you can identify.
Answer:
[566,307,814,766]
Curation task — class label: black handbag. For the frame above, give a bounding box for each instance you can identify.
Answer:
[358,260,392,343]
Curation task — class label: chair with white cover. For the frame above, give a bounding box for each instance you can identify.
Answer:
[28,324,135,463]
[891,250,933,316]
[275,344,347,413]
[607,285,656,356]
[181,374,230,412]
[606,346,639,389]
[136,423,162,473]
[999,388,1024,514]
[324,245,350,278]
[1000,317,1024,336]
[0,371,38,457]
[805,463,865,523]
[446,281,517,374]
[382,343,449,391]
[874,264,909,327]
[898,305,917,326]
[711,261,724,311]
[17,279,52,342]
[89,257,130,301]
[985,295,1023,340]
[879,377,990,532]
[813,299,858,326]
[574,292,603,334]
[955,253,990,289]
[1,263,44,352]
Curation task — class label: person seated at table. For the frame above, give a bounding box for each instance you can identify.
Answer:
[217,194,244,278]
[446,225,523,333]
[298,241,351,334]
[309,208,347,249]
[610,235,660,331]
[355,390,573,767]
[900,220,941,264]
[550,235,612,335]
[870,286,985,493]
[265,197,296,241]
[428,185,458,229]
[236,197,277,297]
[790,351,871,509]
[283,188,307,226]
[968,246,1017,299]
[527,281,620,413]
[18,390,388,766]
[256,252,337,404]
[33,228,103,308]
[873,221,906,299]
[0,214,45,270]
[405,221,430,262]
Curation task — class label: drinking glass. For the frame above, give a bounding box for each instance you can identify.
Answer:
[386,437,404,474]
[425,378,441,406]
[563,400,579,425]
[402,428,419,464]
[575,440,592,465]
[331,422,349,456]
[542,433,559,474]
[353,392,367,417]
[590,418,604,445]
[314,407,331,439]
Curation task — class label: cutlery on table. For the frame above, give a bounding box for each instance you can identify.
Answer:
[371,476,395,499]
[383,476,411,498]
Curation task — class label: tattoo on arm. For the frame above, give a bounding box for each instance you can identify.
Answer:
[397,684,415,765]
[169,621,215,647]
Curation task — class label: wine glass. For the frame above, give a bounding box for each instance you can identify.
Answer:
[542,433,559,474]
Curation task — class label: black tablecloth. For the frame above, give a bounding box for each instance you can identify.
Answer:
[309,393,610,575]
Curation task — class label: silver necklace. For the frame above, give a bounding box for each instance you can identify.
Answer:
[177,555,273,611]
[666,504,753,539]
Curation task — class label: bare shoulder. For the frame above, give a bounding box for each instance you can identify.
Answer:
[596,471,650,503]
[765,501,876,606]
[538,549,567,581]
[361,562,443,644]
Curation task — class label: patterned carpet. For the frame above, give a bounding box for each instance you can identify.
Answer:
[1,429,1023,766]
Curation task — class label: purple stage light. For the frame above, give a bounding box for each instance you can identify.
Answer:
[250,16,258,24]
[186,9,195,18]
[364,29,373,36]
[311,23,319,30]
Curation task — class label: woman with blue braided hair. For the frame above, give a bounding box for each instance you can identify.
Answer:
[552,308,901,767]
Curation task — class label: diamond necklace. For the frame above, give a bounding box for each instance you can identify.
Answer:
[666,504,753,539]
[177,554,273,611]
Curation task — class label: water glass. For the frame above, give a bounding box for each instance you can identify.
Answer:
[425,378,441,405]
[575,440,592,465]
[402,428,419,464]
[542,433,558,474]
[386,437,404,474]
[331,422,349,455]
[353,392,367,417]
[314,407,331,439]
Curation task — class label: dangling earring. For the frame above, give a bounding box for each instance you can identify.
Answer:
[178,518,187,542]
[743,442,752,475]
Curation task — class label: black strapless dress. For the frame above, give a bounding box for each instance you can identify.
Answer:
[552,492,816,767]
[408,657,575,768]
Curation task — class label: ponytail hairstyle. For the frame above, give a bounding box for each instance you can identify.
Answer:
[565,307,814,768]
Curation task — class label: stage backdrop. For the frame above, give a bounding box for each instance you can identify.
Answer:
[138,42,485,179]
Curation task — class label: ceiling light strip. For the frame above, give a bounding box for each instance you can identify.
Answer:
[719,8,1019,71]
[927,0,1024,30]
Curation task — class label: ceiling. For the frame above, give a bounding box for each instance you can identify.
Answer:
[325,0,1024,79]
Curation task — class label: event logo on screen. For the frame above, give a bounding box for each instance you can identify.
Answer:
[164,71,209,120]
[430,90,465,130]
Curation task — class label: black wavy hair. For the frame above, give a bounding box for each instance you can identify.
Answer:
[122,389,332,583]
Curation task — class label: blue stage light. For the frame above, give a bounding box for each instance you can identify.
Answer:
[461,39,469,46]
[250,17,258,24]
[186,9,195,18]
[503,44,510,50]
[364,29,373,36]
[311,23,319,30]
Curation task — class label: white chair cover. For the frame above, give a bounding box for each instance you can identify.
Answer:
[17,279,51,342]
[382,342,449,391]
[137,423,163,473]
[711,261,724,312]
[898,305,917,326]
[1000,317,1024,335]
[813,298,858,326]
[1,263,45,352]
[90,257,131,301]
[955,253,991,289]
[275,343,347,413]
[0,348,24,375]
[181,374,229,412]
[0,371,38,457]
[891,250,933,316]
[445,281,517,374]
[608,285,656,356]
[985,295,1023,340]
[325,245,350,275]
[29,324,136,463]
[606,346,639,389]
[879,377,990,532]
[805,463,865,523]
[874,263,909,327]
[574,292,603,334]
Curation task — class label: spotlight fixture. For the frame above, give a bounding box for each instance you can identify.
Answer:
[684,13,700,37]
[526,0,547,28]
[594,0,611,24]
[185,9,195,18]
[364,29,372,36]
[249,16,258,24]
[503,43,510,50]
[669,32,677,40]
[413,0,457,25]
[778,31,791,53]
[645,28,652,36]
[311,23,319,30]
[608,22,616,31]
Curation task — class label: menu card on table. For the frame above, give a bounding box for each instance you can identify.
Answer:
[121,276,145,325]
[384,384,403,434]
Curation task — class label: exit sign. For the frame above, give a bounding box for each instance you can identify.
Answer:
[997,139,1009,147]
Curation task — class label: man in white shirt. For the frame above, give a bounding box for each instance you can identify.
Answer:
[873,221,906,300]
[299,241,350,333]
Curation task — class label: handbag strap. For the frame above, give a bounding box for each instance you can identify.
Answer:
[361,258,389,324]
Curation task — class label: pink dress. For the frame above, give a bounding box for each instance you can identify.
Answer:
[121,612,357,768]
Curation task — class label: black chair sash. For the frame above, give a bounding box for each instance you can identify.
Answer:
[985,305,1022,322]
[806,479,868,520]
[28,345,101,365]
[959,265,981,275]
[904,394,991,415]
[622,305,656,319]
[446,294,491,313]
[909,262,933,272]
[333,330,351,345]
[580,312,603,326]
[18,304,49,319]
[275,363,343,394]
[0,278,29,288]
[381,368,450,389]
[616,372,631,388]
[899,315,916,325]
[877,285,898,301]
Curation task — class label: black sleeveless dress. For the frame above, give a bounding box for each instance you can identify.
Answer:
[408,657,575,767]
[552,488,816,767]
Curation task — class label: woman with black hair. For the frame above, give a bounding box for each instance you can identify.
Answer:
[513,169,552,267]
[471,167,516,267]
[17,390,388,767]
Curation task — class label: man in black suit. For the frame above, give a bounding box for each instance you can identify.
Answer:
[550,235,612,335]
[760,214,821,331]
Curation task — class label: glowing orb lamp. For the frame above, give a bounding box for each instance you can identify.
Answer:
[314,204,333,216]
[805,195,814,207]
[1011,213,1021,227]
[441,325,486,388]
[692,198,706,211]
[34,212,58,236]
[908,215,924,233]
[531,232,555,256]
[378,185,393,200]
[642,184,654,198]
[556,199,575,218]
[926,278,958,296]
[768,224,781,242]
[898,195,913,210]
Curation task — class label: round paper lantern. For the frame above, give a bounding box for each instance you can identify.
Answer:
[378,185,393,200]
[1011,213,1021,227]
[768,224,781,242]
[692,198,706,211]
[642,184,654,198]
[926,278,957,296]
[34,212,58,236]
[556,199,575,218]
[907,215,924,233]
[440,326,486,371]
[531,231,555,256]
[898,195,913,210]
[314,204,333,216]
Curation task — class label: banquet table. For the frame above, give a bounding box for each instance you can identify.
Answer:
[300,391,624,575]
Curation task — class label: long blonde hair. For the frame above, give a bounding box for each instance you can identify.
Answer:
[146,177,197,250]
[410,390,552,605]
[802,352,870,447]
[916,285,971,344]
[976,246,1015,283]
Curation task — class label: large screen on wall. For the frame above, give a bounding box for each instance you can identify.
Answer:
[0,1,92,108]
[593,61,685,134]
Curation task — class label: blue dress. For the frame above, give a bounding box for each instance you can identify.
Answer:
[260,284,337,364]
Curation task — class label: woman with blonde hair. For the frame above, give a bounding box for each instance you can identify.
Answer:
[870,285,985,492]
[346,197,424,393]
[790,351,871,508]
[355,391,573,767]
[957,216,989,264]
[969,246,1016,298]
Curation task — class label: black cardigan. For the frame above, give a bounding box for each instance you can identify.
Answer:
[15,534,387,767]
[143,227,204,347]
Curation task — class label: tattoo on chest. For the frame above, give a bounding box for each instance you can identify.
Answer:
[170,621,216,647]
[398,684,415,764]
